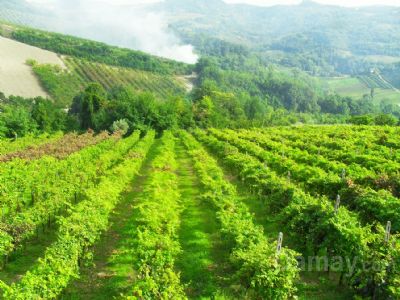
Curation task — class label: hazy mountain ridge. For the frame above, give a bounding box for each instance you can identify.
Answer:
[154,0,400,78]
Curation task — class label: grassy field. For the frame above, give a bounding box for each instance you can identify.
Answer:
[320,76,400,104]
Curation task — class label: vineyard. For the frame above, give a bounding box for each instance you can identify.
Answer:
[358,73,393,90]
[321,75,400,104]
[0,132,62,156]
[64,58,187,99]
[29,57,187,107]
[0,125,399,299]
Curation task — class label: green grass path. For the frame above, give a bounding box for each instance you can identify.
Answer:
[61,139,161,299]
[174,140,224,299]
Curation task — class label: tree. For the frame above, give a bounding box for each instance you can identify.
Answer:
[0,91,6,101]
[70,83,106,130]
[32,97,65,132]
[193,96,214,128]
[0,106,37,138]
[374,114,398,126]
[348,115,374,125]
[244,96,268,120]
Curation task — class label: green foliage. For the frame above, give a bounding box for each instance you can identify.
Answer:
[128,131,186,299]
[193,57,390,116]
[110,119,129,135]
[31,62,82,108]
[70,85,193,133]
[0,132,62,155]
[374,114,398,126]
[0,103,37,138]
[179,131,299,299]
[194,128,400,298]
[31,97,66,131]
[0,94,75,138]
[70,83,106,129]
[0,131,155,299]
[347,113,399,126]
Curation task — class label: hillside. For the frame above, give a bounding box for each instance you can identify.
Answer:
[29,57,187,107]
[0,23,188,106]
[2,0,400,77]
[1,0,399,99]
[156,0,400,76]
[0,35,64,98]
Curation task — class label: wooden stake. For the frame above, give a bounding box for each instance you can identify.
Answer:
[335,195,341,214]
[385,221,391,243]
[276,232,283,255]
[341,169,346,180]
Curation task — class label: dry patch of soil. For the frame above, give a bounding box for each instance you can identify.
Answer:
[0,36,65,98]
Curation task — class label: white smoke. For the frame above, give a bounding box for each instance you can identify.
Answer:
[25,0,198,64]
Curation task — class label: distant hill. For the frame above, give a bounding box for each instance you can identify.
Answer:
[1,0,399,78]
[154,0,400,78]
[157,0,400,56]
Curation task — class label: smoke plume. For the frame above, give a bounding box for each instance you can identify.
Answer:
[26,0,198,64]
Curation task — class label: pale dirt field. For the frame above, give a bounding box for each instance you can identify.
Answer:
[0,36,65,98]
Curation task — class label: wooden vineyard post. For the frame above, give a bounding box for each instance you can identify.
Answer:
[341,169,346,180]
[335,194,341,215]
[287,171,291,183]
[276,232,283,255]
[385,221,391,243]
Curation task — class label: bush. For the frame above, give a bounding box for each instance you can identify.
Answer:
[110,119,129,135]
[374,113,398,126]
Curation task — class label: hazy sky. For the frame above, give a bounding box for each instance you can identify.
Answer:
[224,0,400,7]
[75,0,400,7]
[28,0,400,7]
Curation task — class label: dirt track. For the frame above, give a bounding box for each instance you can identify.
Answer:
[0,36,64,98]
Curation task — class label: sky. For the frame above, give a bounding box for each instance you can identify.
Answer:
[223,0,400,7]
[62,0,400,7]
